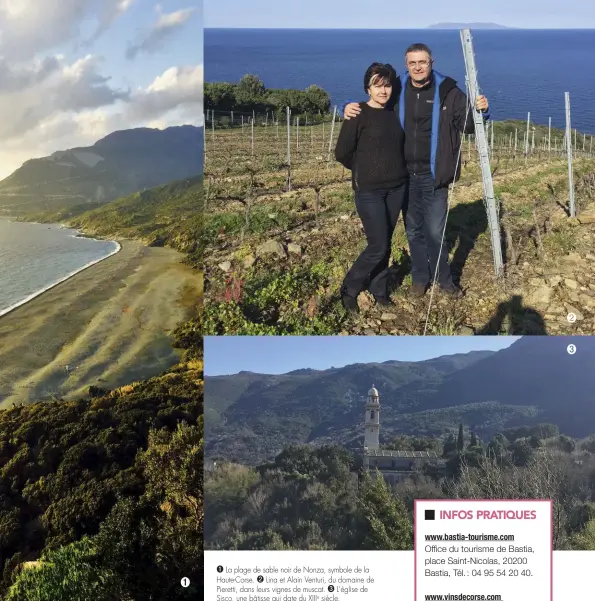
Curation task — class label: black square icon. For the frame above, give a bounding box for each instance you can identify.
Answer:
[425,509,435,520]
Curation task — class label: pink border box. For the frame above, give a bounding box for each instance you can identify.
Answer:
[413,499,553,601]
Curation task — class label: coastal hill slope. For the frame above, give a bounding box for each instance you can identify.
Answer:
[0,125,204,215]
[0,175,203,407]
[0,174,203,597]
[205,337,595,465]
[0,338,203,599]
[28,176,202,265]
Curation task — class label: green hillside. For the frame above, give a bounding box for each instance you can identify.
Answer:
[0,176,203,598]
[0,331,203,600]
[22,176,203,268]
[205,337,595,466]
[0,126,203,216]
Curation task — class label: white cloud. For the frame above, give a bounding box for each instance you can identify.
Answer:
[87,64,204,133]
[74,110,112,140]
[0,54,129,141]
[126,7,195,60]
[0,60,202,143]
[0,55,60,92]
[57,55,130,111]
[0,1,201,179]
[0,61,203,176]
[147,118,168,129]
[0,0,134,59]
[127,64,202,120]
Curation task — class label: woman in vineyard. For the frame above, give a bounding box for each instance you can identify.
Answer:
[334,62,407,315]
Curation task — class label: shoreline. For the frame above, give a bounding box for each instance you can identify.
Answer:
[0,239,201,408]
[0,226,122,319]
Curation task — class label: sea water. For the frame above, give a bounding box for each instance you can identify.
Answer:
[0,219,120,317]
[205,28,595,133]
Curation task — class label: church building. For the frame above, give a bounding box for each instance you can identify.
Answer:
[362,386,446,485]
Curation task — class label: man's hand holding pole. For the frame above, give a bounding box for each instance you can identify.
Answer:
[475,94,489,112]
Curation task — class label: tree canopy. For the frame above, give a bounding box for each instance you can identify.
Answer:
[205,426,595,552]
[205,74,331,114]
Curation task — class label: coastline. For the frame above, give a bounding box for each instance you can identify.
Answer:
[0,236,122,320]
[0,237,201,408]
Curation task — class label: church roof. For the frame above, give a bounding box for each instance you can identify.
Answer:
[368,386,379,397]
[365,449,441,458]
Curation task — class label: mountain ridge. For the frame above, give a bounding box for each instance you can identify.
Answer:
[208,350,498,377]
[0,125,203,216]
[204,338,595,464]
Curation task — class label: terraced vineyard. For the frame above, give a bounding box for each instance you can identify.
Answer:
[203,116,595,335]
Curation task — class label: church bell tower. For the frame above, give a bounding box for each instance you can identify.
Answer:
[364,385,380,451]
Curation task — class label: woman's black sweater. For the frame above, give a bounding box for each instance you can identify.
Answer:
[334,102,407,191]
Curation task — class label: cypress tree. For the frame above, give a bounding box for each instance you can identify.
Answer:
[356,471,412,550]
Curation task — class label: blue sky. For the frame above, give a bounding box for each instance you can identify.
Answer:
[204,336,520,376]
[82,2,202,90]
[0,0,203,178]
[204,0,595,29]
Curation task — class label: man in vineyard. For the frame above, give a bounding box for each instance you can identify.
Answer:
[342,43,490,299]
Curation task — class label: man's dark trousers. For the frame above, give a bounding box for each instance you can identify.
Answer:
[404,173,454,288]
[342,183,407,298]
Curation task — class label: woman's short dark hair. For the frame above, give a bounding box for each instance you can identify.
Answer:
[364,63,397,93]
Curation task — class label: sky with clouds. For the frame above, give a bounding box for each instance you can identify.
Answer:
[0,0,203,179]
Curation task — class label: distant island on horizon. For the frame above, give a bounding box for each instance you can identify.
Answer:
[205,26,595,31]
[427,22,514,29]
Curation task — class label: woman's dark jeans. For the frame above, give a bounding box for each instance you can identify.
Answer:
[342,182,407,299]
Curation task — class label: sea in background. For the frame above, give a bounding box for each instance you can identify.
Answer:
[205,28,595,134]
[0,219,120,316]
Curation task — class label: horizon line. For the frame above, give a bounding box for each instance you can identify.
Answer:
[204,347,506,377]
[205,26,595,30]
